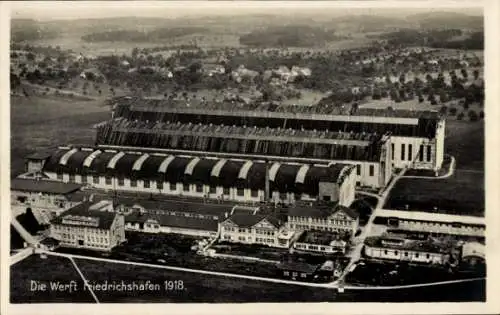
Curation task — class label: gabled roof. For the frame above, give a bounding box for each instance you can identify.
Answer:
[51,202,118,229]
[11,178,82,195]
[223,213,282,228]
[287,203,358,219]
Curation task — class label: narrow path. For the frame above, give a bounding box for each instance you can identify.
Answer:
[338,167,408,285]
[35,249,483,292]
[69,257,100,303]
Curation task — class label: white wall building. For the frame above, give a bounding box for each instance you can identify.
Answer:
[26,146,358,206]
[364,236,450,265]
[50,201,126,252]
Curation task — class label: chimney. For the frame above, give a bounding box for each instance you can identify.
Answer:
[264,160,270,202]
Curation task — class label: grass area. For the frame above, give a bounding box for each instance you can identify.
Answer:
[445,119,484,171]
[11,254,485,302]
[10,94,110,176]
[10,255,95,303]
[385,170,484,216]
[345,260,485,287]
[211,242,289,261]
[73,257,335,303]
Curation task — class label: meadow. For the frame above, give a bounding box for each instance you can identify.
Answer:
[10,94,110,177]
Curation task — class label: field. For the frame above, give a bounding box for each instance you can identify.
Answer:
[385,118,484,216]
[10,254,485,302]
[10,94,110,176]
[385,170,484,216]
[445,119,484,171]
[10,255,95,303]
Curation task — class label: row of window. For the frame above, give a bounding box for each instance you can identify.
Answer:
[381,249,435,259]
[291,224,350,232]
[391,144,432,162]
[356,164,375,177]
[283,271,308,278]
[295,243,329,251]
[401,221,484,230]
[290,217,352,226]
[222,226,277,236]
[53,225,109,234]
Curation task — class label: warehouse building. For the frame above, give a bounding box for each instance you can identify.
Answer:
[107,97,445,171]
[25,146,358,206]
[363,235,451,265]
[95,119,392,189]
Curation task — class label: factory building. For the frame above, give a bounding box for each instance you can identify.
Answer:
[25,146,357,206]
[50,201,126,252]
[106,97,445,171]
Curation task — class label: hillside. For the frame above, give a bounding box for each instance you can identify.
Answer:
[406,11,483,30]
[81,27,209,43]
[239,25,344,48]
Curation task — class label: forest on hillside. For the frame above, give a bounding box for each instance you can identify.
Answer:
[81,27,209,42]
[239,25,346,48]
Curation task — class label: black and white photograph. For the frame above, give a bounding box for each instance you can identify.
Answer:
[1,0,499,312]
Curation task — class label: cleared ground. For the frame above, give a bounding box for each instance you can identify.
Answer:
[10,94,110,177]
[10,255,95,303]
[10,254,485,302]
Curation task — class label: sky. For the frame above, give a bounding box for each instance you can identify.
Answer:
[8,1,483,21]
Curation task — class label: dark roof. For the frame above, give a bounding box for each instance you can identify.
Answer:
[277,261,320,274]
[364,236,448,254]
[132,154,166,180]
[189,158,218,184]
[61,150,93,174]
[51,202,118,229]
[86,151,116,175]
[164,157,191,183]
[224,213,282,228]
[41,149,68,173]
[288,203,358,219]
[273,164,301,193]
[11,178,82,195]
[296,230,343,246]
[26,152,52,160]
[242,162,266,190]
[125,211,218,232]
[113,153,140,177]
[216,160,245,187]
[115,196,235,217]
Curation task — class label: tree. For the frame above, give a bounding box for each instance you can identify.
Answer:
[449,107,457,116]
[10,73,21,90]
[461,68,468,79]
[468,110,478,121]
[473,69,480,80]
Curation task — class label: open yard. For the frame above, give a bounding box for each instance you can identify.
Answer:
[11,254,485,302]
[10,255,95,303]
[445,119,484,171]
[10,94,110,177]
[385,170,484,216]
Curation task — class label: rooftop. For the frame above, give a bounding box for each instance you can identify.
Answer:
[11,178,83,195]
[112,96,443,121]
[51,202,118,230]
[296,230,344,246]
[376,209,485,226]
[364,235,451,254]
[104,118,380,146]
[40,146,355,196]
[224,213,282,228]
[125,211,218,232]
[288,203,359,219]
